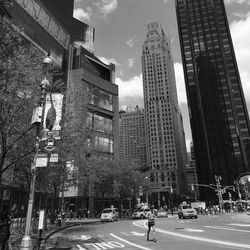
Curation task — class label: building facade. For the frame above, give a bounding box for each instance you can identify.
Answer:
[66,44,119,214]
[186,142,198,199]
[175,0,250,200]
[141,22,188,205]
[1,0,119,214]
[119,107,147,169]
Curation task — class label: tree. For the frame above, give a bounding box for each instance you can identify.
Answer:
[111,160,146,210]
[0,19,45,188]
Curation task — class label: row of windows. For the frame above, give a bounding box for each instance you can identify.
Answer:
[86,112,113,134]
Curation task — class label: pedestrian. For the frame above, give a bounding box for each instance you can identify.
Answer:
[146,206,156,242]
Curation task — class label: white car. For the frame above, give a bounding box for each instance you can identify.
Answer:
[100,208,119,222]
[157,208,168,218]
[132,208,150,219]
[178,203,198,219]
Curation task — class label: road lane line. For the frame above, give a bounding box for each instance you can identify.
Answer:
[229,223,250,227]
[133,221,250,249]
[205,225,250,233]
[110,233,152,250]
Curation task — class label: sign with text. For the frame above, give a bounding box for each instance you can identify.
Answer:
[35,154,48,167]
[38,210,45,230]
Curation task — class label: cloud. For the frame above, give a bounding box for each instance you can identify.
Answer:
[116,74,143,100]
[98,56,120,66]
[94,0,117,17]
[230,12,250,102]
[174,62,187,104]
[186,139,191,152]
[232,12,249,19]
[127,57,135,68]
[225,0,250,4]
[73,8,91,21]
[126,37,137,48]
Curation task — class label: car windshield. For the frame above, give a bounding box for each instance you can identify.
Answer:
[183,205,192,209]
[102,209,112,213]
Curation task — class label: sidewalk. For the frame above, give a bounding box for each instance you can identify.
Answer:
[231,212,250,222]
[9,218,100,250]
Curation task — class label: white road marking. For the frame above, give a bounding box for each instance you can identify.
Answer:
[205,225,250,233]
[110,233,153,250]
[184,228,204,232]
[80,235,92,240]
[229,223,250,227]
[131,231,145,236]
[133,221,250,249]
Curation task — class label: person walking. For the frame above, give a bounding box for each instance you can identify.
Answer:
[147,206,156,242]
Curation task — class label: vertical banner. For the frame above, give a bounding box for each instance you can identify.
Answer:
[42,93,63,140]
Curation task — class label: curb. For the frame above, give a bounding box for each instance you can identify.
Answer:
[42,220,101,247]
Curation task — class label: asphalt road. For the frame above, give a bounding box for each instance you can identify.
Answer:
[45,213,250,250]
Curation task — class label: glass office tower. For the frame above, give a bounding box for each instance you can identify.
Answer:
[175,0,250,199]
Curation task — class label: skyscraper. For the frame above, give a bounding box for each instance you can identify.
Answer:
[175,0,250,199]
[142,22,188,204]
[119,107,147,169]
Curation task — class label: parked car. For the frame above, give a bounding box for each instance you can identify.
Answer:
[100,208,119,222]
[157,208,168,218]
[178,202,198,219]
[132,208,150,219]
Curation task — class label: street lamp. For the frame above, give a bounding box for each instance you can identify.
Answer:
[20,54,53,250]
[215,175,223,213]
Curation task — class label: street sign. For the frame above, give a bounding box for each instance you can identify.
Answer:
[35,154,48,167]
[50,153,59,163]
[45,137,55,151]
[38,210,45,230]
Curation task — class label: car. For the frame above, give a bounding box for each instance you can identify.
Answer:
[157,208,168,218]
[132,208,150,219]
[100,208,119,222]
[178,202,198,219]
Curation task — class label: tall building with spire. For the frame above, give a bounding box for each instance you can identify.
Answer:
[142,22,188,205]
[175,0,250,200]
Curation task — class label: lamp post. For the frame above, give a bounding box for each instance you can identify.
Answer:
[215,175,223,213]
[20,55,53,250]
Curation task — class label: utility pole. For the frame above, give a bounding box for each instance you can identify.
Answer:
[21,55,53,250]
[215,175,223,213]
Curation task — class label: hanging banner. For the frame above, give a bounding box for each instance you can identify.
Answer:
[41,93,63,140]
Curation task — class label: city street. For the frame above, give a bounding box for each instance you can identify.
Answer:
[45,213,250,250]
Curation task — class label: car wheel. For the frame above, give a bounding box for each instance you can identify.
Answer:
[140,214,144,219]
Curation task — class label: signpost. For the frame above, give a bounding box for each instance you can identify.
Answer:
[35,154,48,168]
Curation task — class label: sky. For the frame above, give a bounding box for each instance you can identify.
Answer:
[73,0,250,151]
